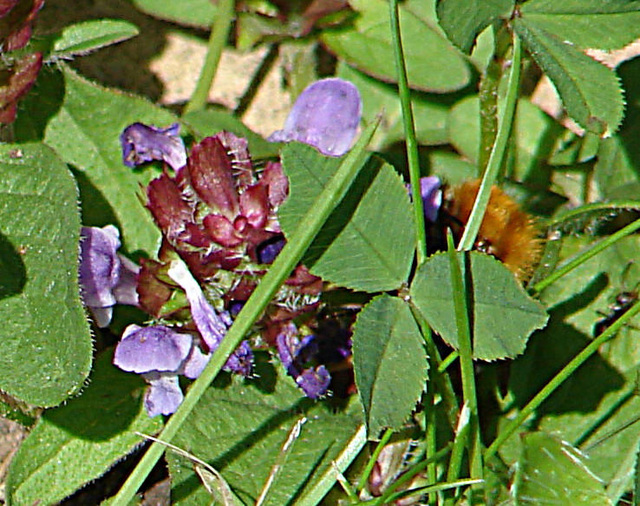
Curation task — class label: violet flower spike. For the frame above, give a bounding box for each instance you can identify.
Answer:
[79,225,139,327]
[120,122,187,172]
[168,259,253,376]
[268,78,362,157]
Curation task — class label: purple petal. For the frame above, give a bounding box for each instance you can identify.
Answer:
[168,259,253,376]
[268,78,362,157]
[419,176,442,223]
[181,345,210,379]
[120,122,187,172]
[90,306,113,329]
[114,324,193,374]
[223,340,253,377]
[112,254,139,306]
[143,372,184,417]
[257,236,286,264]
[167,260,227,351]
[296,366,331,399]
[79,226,121,308]
[276,323,300,372]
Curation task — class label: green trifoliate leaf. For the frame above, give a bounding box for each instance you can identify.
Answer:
[6,350,161,505]
[520,0,640,51]
[352,294,427,437]
[279,143,415,292]
[514,17,625,136]
[436,0,514,53]
[321,0,470,93]
[167,360,363,505]
[411,252,548,361]
[513,432,611,505]
[47,19,140,60]
[0,143,92,406]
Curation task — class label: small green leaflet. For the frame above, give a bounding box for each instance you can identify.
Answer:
[411,252,548,361]
[352,294,428,436]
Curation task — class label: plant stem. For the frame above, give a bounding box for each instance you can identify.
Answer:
[532,217,640,294]
[110,121,378,506]
[357,428,394,492]
[389,0,427,265]
[485,298,640,461]
[446,233,483,487]
[184,0,235,114]
[458,34,521,252]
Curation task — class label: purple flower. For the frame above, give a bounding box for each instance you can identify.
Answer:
[419,176,442,223]
[120,123,187,172]
[406,176,442,224]
[79,226,139,327]
[168,259,253,376]
[114,324,200,417]
[268,78,362,157]
[276,323,331,399]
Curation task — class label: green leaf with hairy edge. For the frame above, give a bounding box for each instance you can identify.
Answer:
[181,107,279,160]
[352,294,427,436]
[337,63,449,150]
[279,143,415,292]
[6,350,161,506]
[411,252,548,361]
[16,65,180,256]
[321,0,470,93]
[513,433,611,505]
[513,17,624,137]
[436,0,513,53]
[520,0,640,51]
[0,143,91,407]
[131,0,215,29]
[167,358,363,505]
[47,19,140,60]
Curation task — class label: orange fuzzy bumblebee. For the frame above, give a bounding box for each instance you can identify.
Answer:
[444,179,543,282]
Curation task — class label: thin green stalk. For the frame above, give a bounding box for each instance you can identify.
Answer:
[389,0,427,265]
[367,444,454,506]
[446,233,483,485]
[485,298,640,461]
[438,350,459,373]
[411,305,460,429]
[184,0,235,114]
[425,390,438,505]
[445,403,471,506]
[458,34,521,252]
[383,479,484,505]
[110,121,378,506]
[532,217,640,294]
[296,425,367,506]
[356,428,394,492]
[478,55,500,173]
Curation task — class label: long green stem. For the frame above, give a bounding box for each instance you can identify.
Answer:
[389,0,427,265]
[110,121,378,505]
[532,217,640,294]
[485,299,640,461]
[446,233,483,486]
[184,0,235,114]
[458,34,521,252]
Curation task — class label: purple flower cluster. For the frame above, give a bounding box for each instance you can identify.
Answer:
[79,78,368,415]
